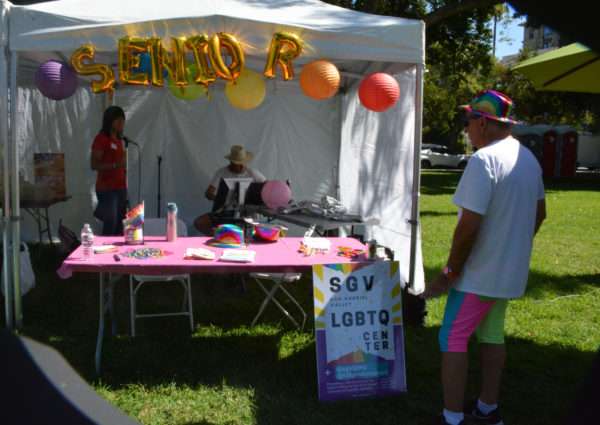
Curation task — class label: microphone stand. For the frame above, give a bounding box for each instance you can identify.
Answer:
[157,156,162,217]
[124,139,130,213]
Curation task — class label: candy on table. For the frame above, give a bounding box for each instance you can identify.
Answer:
[299,237,331,256]
[337,246,364,258]
[120,247,172,259]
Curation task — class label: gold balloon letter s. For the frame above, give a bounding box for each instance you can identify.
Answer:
[263,32,302,80]
[71,45,115,99]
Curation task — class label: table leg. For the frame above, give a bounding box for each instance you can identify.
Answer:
[251,280,280,326]
[251,278,305,329]
[43,206,53,242]
[95,273,106,374]
[108,273,119,337]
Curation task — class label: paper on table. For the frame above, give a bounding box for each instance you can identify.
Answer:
[220,249,256,263]
[184,247,216,260]
[93,245,118,253]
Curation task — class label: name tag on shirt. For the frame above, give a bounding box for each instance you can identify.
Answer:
[110,143,117,150]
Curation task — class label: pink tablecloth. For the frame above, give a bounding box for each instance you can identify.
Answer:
[58,236,367,278]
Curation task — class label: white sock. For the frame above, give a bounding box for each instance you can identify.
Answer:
[477,398,498,415]
[443,408,464,425]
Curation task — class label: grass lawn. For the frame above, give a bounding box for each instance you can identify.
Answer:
[3,171,599,424]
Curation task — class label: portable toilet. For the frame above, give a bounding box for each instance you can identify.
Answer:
[556,126,578,178]
[541,129,559,179]
[512,124,551,167]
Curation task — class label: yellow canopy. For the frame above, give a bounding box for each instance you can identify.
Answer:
[512,43,600,94]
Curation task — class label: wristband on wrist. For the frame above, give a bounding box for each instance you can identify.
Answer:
[443,265,460,279]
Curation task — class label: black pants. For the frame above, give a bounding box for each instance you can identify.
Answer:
[94,189,127,236]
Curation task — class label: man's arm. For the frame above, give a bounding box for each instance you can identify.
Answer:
[534,199,546,235]
[421,208,484,299]
[205,185,216,201]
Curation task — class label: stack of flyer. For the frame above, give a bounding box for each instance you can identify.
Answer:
[184,248,216,260]
[219,249,256,262]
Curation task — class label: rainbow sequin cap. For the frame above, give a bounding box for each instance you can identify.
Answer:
[209,224,246,248]
[459,89,517,124]
[245,218,287,242]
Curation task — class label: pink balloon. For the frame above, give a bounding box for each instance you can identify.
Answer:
[261,180,291,209]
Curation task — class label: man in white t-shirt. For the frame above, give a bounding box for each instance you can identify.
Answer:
[193,145,266,236]
[421,90,546,425]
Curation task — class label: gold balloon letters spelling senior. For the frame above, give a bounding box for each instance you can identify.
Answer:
[71,32,302,96]
[70,45,116,99]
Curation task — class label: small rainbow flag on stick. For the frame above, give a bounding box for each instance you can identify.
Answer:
[125,201,144,228]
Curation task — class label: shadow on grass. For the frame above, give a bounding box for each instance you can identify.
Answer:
[524,270,600,299]
[419,210,457,217]
[420,171,461,196]
[1,245,597,425]
[420,170,600,197]
[544,172,600,192]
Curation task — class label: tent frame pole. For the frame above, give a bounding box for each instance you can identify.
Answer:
[1,4,15,329]
[10,50,22,329]
[408,63,424,292]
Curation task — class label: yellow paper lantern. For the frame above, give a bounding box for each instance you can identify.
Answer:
[166,61,206,101]
[225,69,266,110]
[299,60,340,100]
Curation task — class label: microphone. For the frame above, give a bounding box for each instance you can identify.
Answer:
[122,136,138,147]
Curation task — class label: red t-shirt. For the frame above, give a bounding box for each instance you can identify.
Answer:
[91,132,126,191]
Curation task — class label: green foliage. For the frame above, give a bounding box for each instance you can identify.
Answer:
[325,0,600,139]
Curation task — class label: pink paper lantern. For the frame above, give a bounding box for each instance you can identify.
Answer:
[358,72,400,112]
[261,180,291,209]
[35,60,78,100]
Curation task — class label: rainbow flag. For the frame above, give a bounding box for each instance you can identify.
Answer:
[125,201,144,228]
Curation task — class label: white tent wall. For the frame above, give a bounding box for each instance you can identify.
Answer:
[16,81,340,239]
[339,63,424,292]
[2,0,426,328]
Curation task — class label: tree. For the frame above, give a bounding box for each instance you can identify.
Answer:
[325,0,599,147]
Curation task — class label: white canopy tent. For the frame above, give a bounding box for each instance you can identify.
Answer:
[1,0,425,329]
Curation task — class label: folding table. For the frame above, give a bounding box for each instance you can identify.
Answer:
[245,204,380,236]
[58,235,367,373]
[21,196,71,252]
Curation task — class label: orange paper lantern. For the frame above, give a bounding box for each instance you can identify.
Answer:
[225,69,266,110]
[358,73,400,112]
[299,60,340,100]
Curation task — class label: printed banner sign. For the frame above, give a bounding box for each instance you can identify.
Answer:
[313,261,406,401]
[34,153,66,198]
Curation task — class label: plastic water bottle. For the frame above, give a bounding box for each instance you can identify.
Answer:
[166,202,178,242]
[81,223,94,260]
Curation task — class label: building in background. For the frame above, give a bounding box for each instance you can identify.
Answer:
[500,23,561,67]
[522,24,561,51]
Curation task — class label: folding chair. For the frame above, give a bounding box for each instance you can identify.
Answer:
[129,218,193,336]
[249,272,307,329]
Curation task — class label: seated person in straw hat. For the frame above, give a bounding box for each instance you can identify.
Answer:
[194,145,266,236]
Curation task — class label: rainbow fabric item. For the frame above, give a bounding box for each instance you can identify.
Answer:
[252,223,286,242]
[209,224,246,248]
[125,202,144,228]
[459,90,516,124]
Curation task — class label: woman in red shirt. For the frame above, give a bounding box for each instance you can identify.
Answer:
[90,106,128,235]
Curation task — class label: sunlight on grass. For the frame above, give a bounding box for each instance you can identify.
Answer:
[97,382,256,425]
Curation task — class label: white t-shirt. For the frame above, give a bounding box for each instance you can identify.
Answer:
[209,166,266,188]
[452,136,545,298]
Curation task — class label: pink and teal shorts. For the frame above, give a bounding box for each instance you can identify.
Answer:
[439,288,509,352]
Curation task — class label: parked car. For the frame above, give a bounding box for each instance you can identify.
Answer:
[421,144,469,169]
